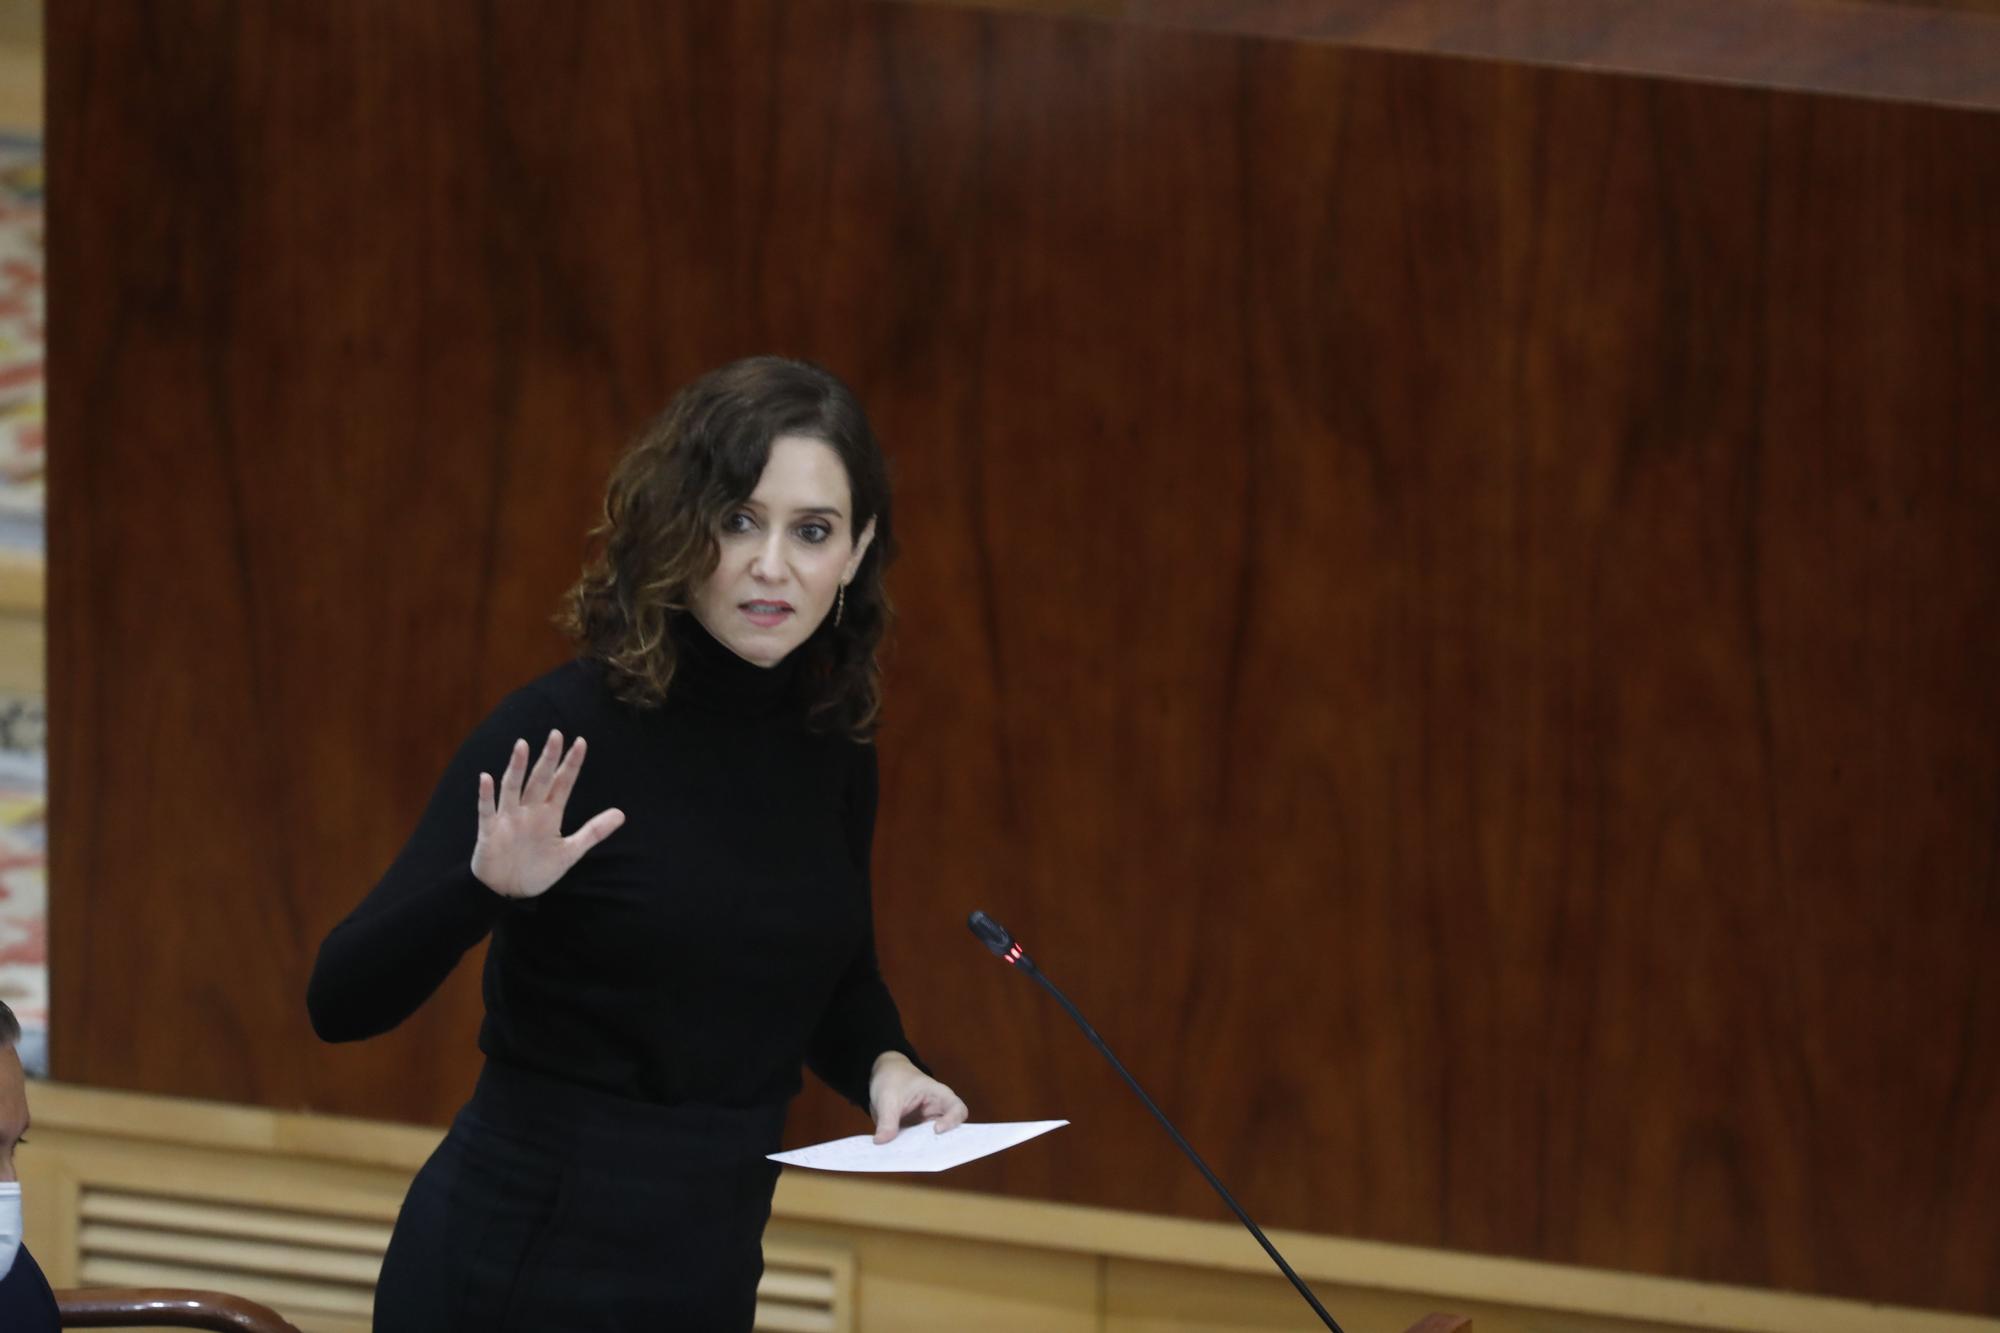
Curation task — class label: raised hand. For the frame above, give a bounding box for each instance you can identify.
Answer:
[471,730,625,900]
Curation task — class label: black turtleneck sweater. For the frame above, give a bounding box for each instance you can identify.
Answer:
[307,617,920,1111]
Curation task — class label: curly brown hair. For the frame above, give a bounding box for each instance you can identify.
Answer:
[559,357,897,738]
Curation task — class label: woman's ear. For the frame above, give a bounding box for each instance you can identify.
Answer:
[844,518,878,584]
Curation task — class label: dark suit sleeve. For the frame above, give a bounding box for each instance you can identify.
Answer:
[0,1244,62,1332]
[305,684,566,1042]
[805,741,928,1109]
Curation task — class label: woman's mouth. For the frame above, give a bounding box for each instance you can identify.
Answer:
[740,600,794,629]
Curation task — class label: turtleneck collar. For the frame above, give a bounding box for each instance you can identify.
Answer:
[665,612,804,718]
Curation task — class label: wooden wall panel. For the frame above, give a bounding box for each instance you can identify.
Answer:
[46,0,2000,1315]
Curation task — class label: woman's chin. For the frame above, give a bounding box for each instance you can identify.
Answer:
[723,624,805,668]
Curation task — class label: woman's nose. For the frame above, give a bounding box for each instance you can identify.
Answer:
[748,532,786,581]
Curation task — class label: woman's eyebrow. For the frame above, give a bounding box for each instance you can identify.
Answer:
[738,500,845,518]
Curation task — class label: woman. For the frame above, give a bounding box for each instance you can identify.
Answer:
[308,356,967,1331]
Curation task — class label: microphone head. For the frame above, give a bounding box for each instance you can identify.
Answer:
[967,910,1015,957]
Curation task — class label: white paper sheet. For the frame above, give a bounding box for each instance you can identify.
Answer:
[768,1120,1068,1173]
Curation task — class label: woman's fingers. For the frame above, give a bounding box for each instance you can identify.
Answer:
[565,807,625,858]
[546,735,587,809]
[932,1088,970,1133]
[491,732,592,814]
[474,734,619,899]
[871,1066,911,1142]
[497,738,529,810]
[913,1082,968,1133]
[522,729,564,804]
[871,1073,969,1142]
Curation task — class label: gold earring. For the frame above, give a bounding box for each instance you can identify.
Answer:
[835,583,846,627]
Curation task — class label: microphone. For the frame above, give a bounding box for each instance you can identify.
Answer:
[968,910,1345,1333]
[967,909,1025,965]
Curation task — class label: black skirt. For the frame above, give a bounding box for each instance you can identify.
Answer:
[373,1061,788,1332]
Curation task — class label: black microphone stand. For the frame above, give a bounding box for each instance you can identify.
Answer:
[969,911,1344,1333]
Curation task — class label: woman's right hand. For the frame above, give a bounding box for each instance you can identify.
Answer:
[471,730,626,899]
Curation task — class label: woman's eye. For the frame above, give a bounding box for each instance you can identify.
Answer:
[796,523,831,544]
[722,512,755,534]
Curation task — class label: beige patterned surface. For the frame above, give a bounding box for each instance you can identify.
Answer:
[0,120,35,1072]
[0,131,38,548]
[0,90,36,1072]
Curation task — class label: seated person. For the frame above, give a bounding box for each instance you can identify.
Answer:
[0,999,56,1331]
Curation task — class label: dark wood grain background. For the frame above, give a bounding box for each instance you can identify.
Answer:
[46,0,2000,1313]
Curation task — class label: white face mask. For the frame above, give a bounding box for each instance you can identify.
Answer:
[0,1180,20,1279]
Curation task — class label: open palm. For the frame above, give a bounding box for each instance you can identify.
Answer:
[471,730,625,899]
